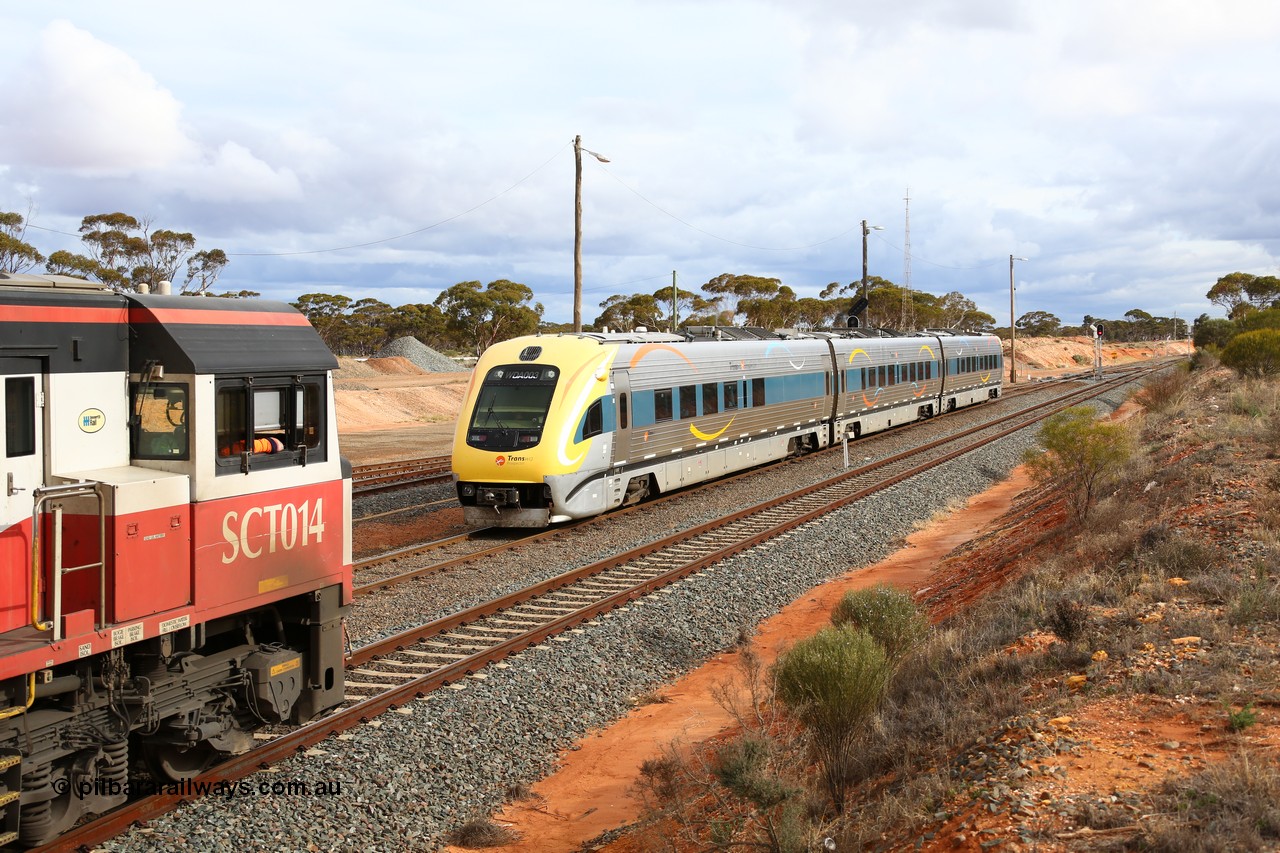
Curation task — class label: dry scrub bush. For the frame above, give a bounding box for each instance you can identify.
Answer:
[1230,563,1280,626]
[634,737,811,853]
[1133,366,1194,413]
[445,817,518,848]
[633,650,814,853]
[773,627,890,811]
[829,585,928,663]
[1143,753,1280,852]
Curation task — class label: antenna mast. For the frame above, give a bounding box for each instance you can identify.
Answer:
[900,188,915,331]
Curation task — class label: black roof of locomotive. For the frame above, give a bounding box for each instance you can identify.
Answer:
[126,294,337,375]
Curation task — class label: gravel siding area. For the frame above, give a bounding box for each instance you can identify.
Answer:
[376,337,469,373]
[104,387,1131,852]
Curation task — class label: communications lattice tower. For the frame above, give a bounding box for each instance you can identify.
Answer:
[900,188,916,331]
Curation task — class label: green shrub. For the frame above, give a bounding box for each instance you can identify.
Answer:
[830,585,928,661]
[1237,307,1280,333]
[1220,328,1280,377]
[1023,406,1135,522]
[1226,701,1259,732]
[773,627,891,810]
[1193,317,1237,350]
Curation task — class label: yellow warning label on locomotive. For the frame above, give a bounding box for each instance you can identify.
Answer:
[270,657,302,677]
[258,574,288,594]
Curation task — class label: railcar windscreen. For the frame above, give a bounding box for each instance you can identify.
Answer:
[465,365,558,449]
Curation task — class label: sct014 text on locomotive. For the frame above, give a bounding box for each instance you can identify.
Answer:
[452,327,1003,528]
[0,273,352,847]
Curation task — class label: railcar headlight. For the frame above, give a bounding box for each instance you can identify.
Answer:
[545,368,556,379]
[460,484,476,497]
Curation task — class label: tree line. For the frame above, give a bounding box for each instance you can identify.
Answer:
[2,209,228,294]
[6,209,1272,356]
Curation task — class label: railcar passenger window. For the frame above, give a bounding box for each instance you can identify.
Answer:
[5,377,35,458]
[679,385,697,419]
[702,383,718,416]
[654,389,673,422]
[582,399,604,439]
[723,382,738,410]
[751,378,766,407]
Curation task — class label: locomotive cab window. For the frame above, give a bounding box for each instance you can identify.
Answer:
[216,375,327,474]
[5,377,35,458]
[578,397,612,441]
[131,382,190,460]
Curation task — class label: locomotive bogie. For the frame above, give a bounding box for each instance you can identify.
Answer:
[454,330,1005,528]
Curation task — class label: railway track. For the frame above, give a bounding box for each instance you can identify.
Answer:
[43,361,1173,851]
[350,455,453,494]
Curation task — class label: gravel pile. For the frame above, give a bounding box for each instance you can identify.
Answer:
[104,384,1134,852]
[376,337,468,373]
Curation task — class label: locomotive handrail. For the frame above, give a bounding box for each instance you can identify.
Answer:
[30,481,108,642]
[0,674,35,721]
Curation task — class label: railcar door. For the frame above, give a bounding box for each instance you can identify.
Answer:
[1,358,44,634]
[609,369,634,467]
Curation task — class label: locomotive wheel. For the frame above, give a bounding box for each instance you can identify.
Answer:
[142,742,216,782]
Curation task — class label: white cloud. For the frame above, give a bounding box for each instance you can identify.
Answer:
[0,20,194,172]
[169,142,302,204]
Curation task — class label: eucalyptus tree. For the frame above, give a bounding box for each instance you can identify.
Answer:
[434,279,543,355]
[0,211,45,273]
[42,211,226,293]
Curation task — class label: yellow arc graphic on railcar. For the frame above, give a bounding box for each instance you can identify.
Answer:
[690,417,734,441]
[846,347,883,407]
[630,342,737,444]
[557,349,617,468]
[628,343,695,369]
[914,343,938,398]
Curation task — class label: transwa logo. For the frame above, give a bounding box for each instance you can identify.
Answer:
[495,456,506,467]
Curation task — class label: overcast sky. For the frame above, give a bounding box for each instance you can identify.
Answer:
[1,1,1277,330]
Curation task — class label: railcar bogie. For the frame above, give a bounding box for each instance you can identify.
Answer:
[452,328,1004,528]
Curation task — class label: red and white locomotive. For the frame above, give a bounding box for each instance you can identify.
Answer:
[0,273,352,846]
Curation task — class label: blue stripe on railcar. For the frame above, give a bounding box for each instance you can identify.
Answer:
[633,389,655,427]
[763,371,827,404]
